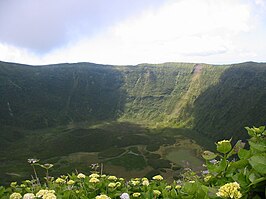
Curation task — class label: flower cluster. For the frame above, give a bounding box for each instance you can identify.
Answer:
[152,175,163,181]
[77,173,86,179]
[36,189,56,199]
[9,192,22,199]
[95,194,110,199]
[216,182,242,199]
[9,190,56,199]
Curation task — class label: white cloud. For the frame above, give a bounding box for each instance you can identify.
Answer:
[0,0,264,65]
[255,0,266,6]
[0,43,39,64]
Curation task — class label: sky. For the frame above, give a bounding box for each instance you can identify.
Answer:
[0,0,265,65]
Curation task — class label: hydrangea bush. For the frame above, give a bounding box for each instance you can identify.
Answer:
[0,126,265,199]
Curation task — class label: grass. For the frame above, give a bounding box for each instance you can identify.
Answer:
[105,153,147,170]
[0,122,207,185]
[98,147,126,159]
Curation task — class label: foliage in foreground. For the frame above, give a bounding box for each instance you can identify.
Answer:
[0,126,265,199]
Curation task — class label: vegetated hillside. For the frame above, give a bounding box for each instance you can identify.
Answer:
[0,61,265,140]
[0,62,125,129]
[192,62,266,140]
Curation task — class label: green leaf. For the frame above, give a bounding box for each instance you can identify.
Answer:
[249,172,260,183]
[182,181,197,195]
[249,140,266,152]
[248,155,266,174]
[232,172,249,188]
[170,189,178,198]
[249,176,266,186]
[238,148,251,160]
[245,127,256,137]
[202,151,217,160]
[217,158,227,172]
[216,139,232,154]
[228,159,248,171]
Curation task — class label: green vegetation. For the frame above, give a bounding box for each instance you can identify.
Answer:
[0,122,204,185]
[1,61,265,139]
[98,147,126,159]
[0,60,266,188]
[106,153,147,170]
[0,126,265,198]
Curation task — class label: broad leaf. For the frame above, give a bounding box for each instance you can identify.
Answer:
[248,155,266,174]
[238,148,251,160]
[249,140,266,152]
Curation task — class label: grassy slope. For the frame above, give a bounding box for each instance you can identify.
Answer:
[1,61,266,140]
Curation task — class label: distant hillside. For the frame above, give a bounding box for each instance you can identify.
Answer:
[0,61,265,140]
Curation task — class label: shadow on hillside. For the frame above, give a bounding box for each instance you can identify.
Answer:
[192,62,266,141]
[0,62,127,129]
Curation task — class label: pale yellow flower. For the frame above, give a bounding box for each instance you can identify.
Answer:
[77,173,86,179]
[24,180,31,184]
[10,182,17,187]
[23,193,35,199]
[95,194,111,199]
[175,185,181,189]
[216,182,242,199]
[43,192,56,199]
[142,180,149,186]
[166,185,171,190]
[116,182,121,187]
[89,173,100,178]
[108,182,116,188]
[204,175,212,182]
[55,177,66,184]
[132,192,141,197]
[36,190,55,198]
[89,177,100,183]
[36,190,48,197]
[67,180,75,185]
[131,180,140,186]
[153,190,161,196]
[217,140,231,145]
[10,192,22,199]
[152,175,163,180]
[107,175,117,181]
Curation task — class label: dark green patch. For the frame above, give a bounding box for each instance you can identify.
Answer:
[98,147,126,159]
[105,153,147,170]
[147,159,172,169]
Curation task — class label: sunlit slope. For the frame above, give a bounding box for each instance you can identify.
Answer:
[0,61,265,140]
[120,63,227,125]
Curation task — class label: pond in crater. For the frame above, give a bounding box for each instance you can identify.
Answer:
[165,148,203,170]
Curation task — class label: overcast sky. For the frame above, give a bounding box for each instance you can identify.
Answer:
[0,0,265,65]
